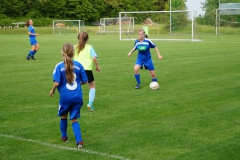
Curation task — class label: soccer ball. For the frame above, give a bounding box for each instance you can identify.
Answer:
[149,81,159,90]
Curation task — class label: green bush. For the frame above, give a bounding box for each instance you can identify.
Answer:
[0,17,55,27]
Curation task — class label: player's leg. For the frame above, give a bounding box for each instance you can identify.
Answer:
[31,43,39,59]
[150,70,157,82]
[35,43,40,51]
[58,101,71,142]
[87,81,95,112]
[86,71,95,112]
[30,40,38,60]
[26,44,35,60]
[60,114,68,142]
[134,63,141,89]
[70,102,83,148]
[145,59,157,82]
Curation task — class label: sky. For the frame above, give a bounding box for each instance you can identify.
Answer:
[186,0,205,16]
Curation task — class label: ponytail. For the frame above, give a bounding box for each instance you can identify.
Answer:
[61,43,74,84]
[77,32,89,55]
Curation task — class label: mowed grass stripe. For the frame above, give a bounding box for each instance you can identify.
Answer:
[0,34,240,160]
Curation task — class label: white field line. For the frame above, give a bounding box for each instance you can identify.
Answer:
[0,133,131,160]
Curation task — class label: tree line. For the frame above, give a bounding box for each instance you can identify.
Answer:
[0,0,172,22]
[197,0,240,27]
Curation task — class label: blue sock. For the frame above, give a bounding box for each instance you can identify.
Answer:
[27,50,34,58]
[134,74,141,84]
[60,118,68,138]
[33,50,37,56]
[152,78,157,82]
[89,88,95,104]
[72,121,82,143]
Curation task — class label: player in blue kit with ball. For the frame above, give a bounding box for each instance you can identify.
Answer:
[127,29,163,89]
[25,19,39,60]
[50,43,88,149]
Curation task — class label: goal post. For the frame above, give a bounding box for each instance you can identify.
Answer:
[98,17,134,34]
[52,20,85,35]
[119,10,201,42]
[215,3,240,35]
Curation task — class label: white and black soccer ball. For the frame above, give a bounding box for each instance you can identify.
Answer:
[149,81,159,90]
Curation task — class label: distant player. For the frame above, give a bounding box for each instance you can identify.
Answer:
[25,19,39,60]
[127,29,163,89]
[74,32,100,112]
[142,23,149,38]
[50,43,88,149]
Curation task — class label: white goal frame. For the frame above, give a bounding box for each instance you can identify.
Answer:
[215,8,240,35]
[52,20,85,35]
[119,10,201,42]
[98,17,134,34]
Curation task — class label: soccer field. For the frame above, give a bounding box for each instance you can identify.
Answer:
[0,33,240,160]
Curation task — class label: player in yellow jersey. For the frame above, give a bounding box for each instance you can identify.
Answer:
[74,32,100,112]
[142,23,149,38]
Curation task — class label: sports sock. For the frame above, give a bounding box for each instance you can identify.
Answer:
[89,88,95,104]
[152,78,157,82]
[60,118,68,138]
[27,50,34,58]
[134,74,141,84]
[72,121,82,143]
[33,50,37,55]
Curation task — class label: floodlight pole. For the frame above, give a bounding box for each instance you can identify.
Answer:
[170,0,172,35]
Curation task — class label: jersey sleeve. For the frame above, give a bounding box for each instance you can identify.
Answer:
[90,46,98,58]
[133,40,138,50]
[148,40,156,48]
[52,64,61,83]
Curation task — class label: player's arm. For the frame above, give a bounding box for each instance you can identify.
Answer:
[50,82,59,97]
[127,47,136,57]
[128,43,138,57]
[28,32,38,36]
[92,57,100,72]
[154,46,163,60]
[90,47,100,72]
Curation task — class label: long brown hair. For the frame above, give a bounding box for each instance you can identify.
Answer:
[61,43,74,84]
[25,19,32,27]
[77,32,89,55]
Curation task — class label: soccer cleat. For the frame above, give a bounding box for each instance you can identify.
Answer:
[30,56,36,60]
[135,84,141,89]
[61,137,68,142]
[26,57,30,60]
[87,103,94,112]
[77,141,84,149]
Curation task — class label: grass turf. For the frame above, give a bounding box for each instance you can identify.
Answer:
[0,32,239,160]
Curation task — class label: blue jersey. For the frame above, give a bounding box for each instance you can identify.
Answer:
[133,38,156,60]
[52,60,88,103]
[28,25,36,39]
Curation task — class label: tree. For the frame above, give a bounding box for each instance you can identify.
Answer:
[201,0,240,26]
[165,0,188,29]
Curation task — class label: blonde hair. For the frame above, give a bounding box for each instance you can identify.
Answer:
[61,43,74,84]
[138,29,145,41]
[77,32,89,55]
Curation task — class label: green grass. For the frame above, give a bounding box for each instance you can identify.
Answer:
[0,31,240,160]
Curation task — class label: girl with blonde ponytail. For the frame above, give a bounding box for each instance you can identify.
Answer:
[50,43,88,149]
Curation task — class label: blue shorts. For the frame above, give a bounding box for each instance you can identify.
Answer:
[135,58,154,71]
[58,100,83,120]
[30,39,38,46]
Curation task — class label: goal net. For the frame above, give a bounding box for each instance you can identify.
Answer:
[98,17,134,34]
[52,20,85,35]
[119,10,201,42]
[215,3,240,35]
